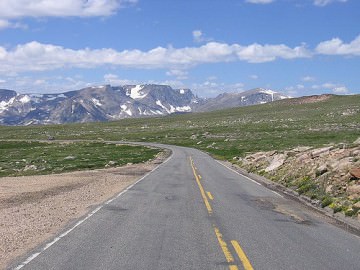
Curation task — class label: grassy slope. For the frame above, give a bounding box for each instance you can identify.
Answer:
[0,141,160,177]
[0,95,359,160]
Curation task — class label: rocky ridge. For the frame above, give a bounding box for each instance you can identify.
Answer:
[236,139,360,219]
[0,85,289,125]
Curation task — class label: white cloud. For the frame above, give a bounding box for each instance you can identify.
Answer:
[245,0,275,4]
[235,43,310,63]
[191,81,245,97]
[311,82,337,89]
[0,79,6,83]
[0,0,136,19]
[192,30,212,43]
[302,76,316,82]
[166,69,188,80]
[311,82,350,94]
[103,73,136,85]
[316,35,360,56]
[313,0,347,7]
[0,41,311,74]
[192,30,203,43]
[1,75,93,93]
[0,19,27,30]
[333,86,349,94]
[250,74,259,80]
[285,84,307,97]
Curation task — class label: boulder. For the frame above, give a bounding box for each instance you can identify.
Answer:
[265,154,286,172]
[350,168,360,179]
[353,201,360,209]
[310,146,333,158]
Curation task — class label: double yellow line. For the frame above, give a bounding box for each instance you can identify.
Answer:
[190,157,254,270]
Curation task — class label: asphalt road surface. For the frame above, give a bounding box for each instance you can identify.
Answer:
[12,144,360,270]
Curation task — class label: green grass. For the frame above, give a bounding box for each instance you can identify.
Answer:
[0,94,359,177]
[0,141,160,177]
[0,95,358,159]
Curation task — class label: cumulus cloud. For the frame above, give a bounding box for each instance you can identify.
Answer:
[0,41,311,74]
[245,0,275,4]
[316,35,360,56]
[0,0,136,19]
[249,74,259,80]
[313,0,348,7]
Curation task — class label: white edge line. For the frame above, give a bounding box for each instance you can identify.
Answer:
[13,154,173,270]
[215,160,284,198]
[215,160,262,186]
[271,190,284,198]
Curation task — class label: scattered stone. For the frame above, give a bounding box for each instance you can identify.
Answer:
[317,164,328,176]
[265,154,286,172]
[23,165,37,171]
[190,134,197,140]
[105,161,117,167]
[353,201,360,209]
[325,185,333,193]
[310,146,333,158]
[64,156,76,160]
[350,168,360,179]
[353,137,360,145]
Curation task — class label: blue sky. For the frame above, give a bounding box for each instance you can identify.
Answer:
[0,0,359,97]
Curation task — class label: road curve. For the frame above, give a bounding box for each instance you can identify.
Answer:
[11,144,360,270]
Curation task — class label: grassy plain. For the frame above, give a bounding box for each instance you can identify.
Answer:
[0,94,359,160]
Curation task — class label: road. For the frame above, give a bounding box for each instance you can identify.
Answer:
[12,144,360,270]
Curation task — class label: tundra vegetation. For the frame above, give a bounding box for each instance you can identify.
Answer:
[0,94,359,216]
[0,141,160,177]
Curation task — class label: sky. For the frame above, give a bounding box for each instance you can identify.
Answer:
[0,0,359,97]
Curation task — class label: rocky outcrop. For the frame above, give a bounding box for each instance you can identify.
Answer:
[238,139,360,219]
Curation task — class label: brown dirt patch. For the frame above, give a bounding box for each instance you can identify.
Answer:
[0,152,168,269]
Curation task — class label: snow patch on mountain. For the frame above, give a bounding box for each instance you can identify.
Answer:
[175,105,191,112]
[128,85,147,99]
[92,98,102,106]
[20,95,31,103]
[156,100,170,113]
[120,104,132,116]
[0,97,15,113]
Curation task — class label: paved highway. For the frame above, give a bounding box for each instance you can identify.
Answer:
[12,144,360,270]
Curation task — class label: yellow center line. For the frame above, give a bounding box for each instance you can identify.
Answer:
[214,227,239,270]
[231,240,254,270]
[190,156,253,270]
[190,157,213,214]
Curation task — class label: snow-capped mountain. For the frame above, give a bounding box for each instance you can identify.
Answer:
[0,85,290,125]
[194,88,290,112]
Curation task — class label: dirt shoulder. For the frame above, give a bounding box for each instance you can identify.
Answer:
[1,151,169,269]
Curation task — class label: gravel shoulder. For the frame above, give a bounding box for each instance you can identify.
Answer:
[1,151,169,269]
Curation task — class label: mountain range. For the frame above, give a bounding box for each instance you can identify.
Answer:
[0,85,289,125]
